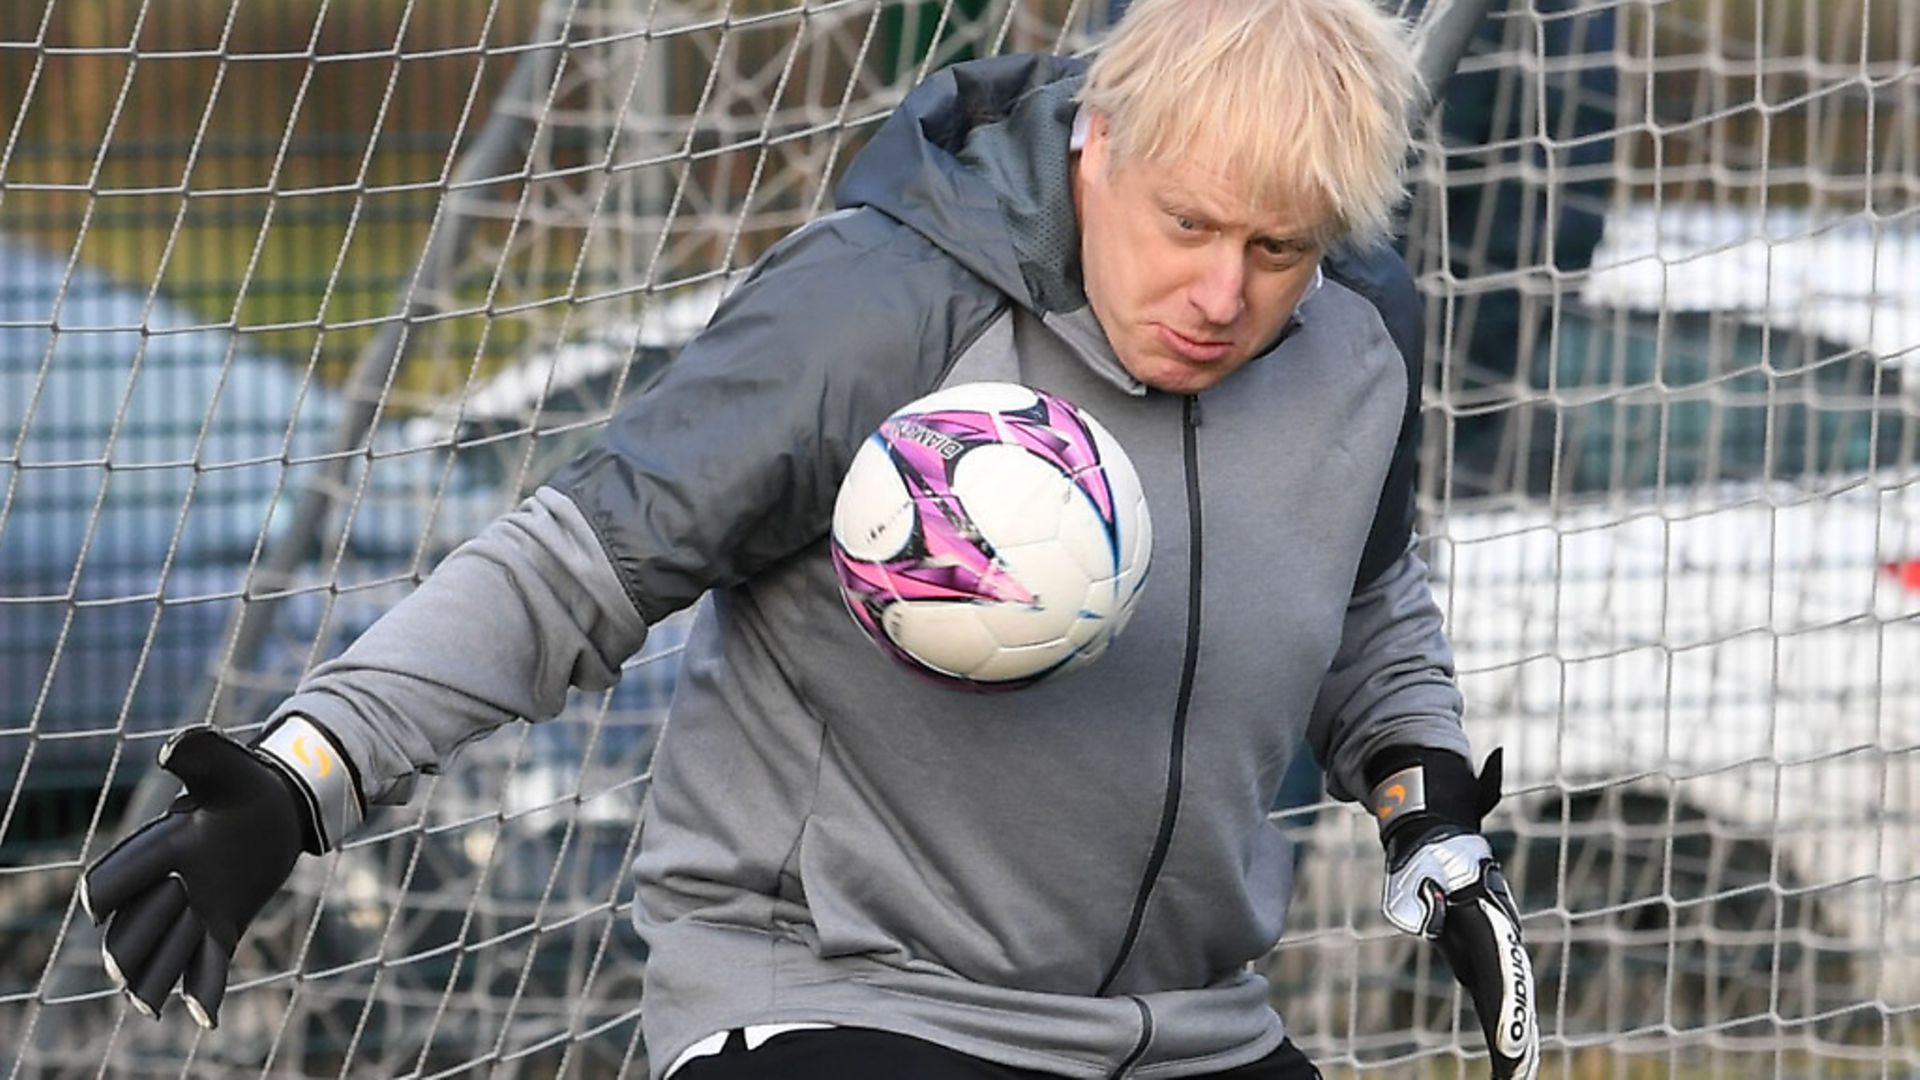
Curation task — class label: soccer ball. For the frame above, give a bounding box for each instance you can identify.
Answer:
[829,382,1152,690]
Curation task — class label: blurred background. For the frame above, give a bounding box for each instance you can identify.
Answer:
[2,0,1917,1076]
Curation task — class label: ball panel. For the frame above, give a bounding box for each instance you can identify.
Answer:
[1111,490,1152,614]
[969,592,1075,651]
[896,381,1040,415]
[881,601,1001,678]
[1049,487,1125,587]
[1084,412,1151,581]
[967,641,1081,684]
[832,436,917,562]
[950,443,1072,551]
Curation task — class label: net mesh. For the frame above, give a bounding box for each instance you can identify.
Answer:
[1,0,1916,1076]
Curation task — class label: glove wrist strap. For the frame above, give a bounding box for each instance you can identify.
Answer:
[1366,747,1504,841]
[253,715,364,853]
[1366,764,1432,834]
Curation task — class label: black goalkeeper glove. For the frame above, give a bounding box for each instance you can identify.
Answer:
[1370,748,1539,1080]
[80,717,363,1027]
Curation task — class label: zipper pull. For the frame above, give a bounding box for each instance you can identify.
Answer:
[1185,394,1203,428]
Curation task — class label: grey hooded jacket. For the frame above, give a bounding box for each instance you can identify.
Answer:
[273,53,1471,1079]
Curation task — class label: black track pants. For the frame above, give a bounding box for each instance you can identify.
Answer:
[671,1027,1323,1080]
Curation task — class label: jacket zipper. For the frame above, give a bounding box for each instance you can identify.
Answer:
[1109,997,1155,1080]
[1095,394,1204,1005]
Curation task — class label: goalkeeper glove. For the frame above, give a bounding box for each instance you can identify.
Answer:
[80,716,363,1027]
[1370,747,1539,1080]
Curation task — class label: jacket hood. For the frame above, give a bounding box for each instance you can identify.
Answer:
[835,54,1088,314]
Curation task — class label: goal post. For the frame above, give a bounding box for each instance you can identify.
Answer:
[1,0,1916,1075]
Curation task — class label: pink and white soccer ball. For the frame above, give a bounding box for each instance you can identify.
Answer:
[829,382,1152,690]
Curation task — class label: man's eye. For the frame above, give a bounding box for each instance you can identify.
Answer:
[1259,240,1302,263]
[1172,214,1199,232]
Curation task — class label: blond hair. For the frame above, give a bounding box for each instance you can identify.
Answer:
[1078,0,1421,249]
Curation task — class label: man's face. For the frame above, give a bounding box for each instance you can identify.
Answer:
[1073,116,1326,395]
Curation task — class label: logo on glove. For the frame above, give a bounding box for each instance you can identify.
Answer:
[291,735,334,778]
[1374,783,1405,821]
[1496,906,1532,1053]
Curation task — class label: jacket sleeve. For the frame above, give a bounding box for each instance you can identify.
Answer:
[542,209,997,624]
[1308,244,1473,804]
[1306,536,1472,803]
[270,209,998,805]
[268,487,646,805]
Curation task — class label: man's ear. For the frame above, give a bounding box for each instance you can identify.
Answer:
[1078,108,1111,174]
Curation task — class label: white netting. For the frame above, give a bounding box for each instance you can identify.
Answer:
[1,0,1915,1076]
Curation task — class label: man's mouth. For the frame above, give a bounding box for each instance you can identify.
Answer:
[1157,325,1233,363]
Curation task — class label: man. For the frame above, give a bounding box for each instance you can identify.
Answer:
[80,0,1540,1076]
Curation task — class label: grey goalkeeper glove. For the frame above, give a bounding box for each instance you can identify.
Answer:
[1371,748,1539,1080]
[80,717,363,1026]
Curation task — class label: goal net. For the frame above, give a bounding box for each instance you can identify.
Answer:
[1,0,1915,1075]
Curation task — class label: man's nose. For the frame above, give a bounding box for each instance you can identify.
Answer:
[1188,249,1246,327]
